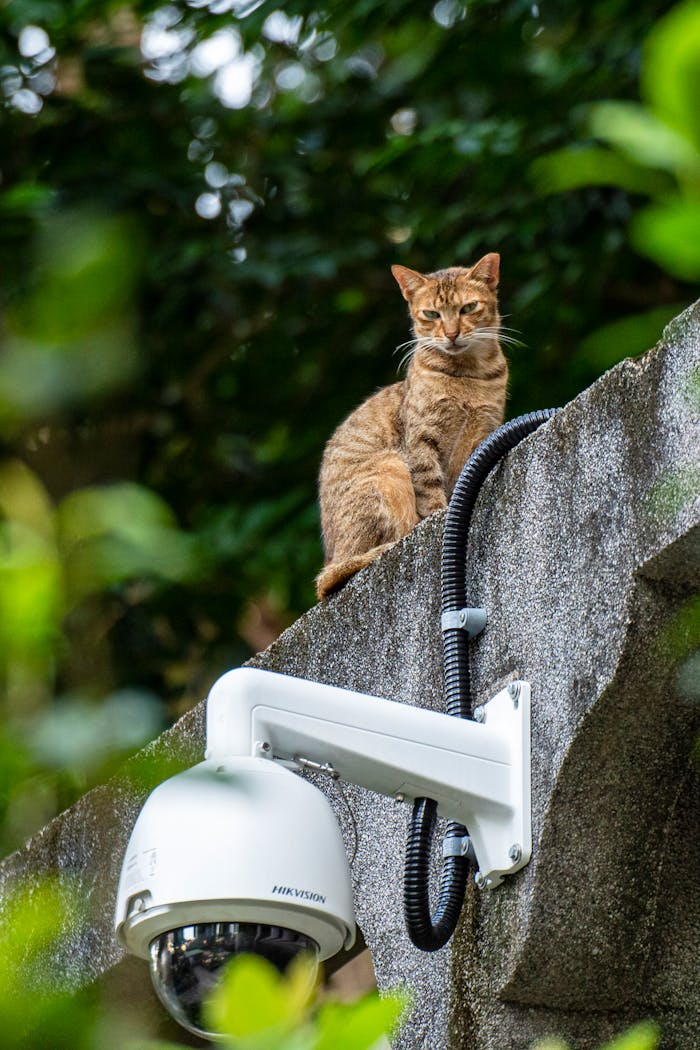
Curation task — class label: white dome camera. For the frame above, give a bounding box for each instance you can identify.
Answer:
[115,667,532,1040]
[115,756,355,1039]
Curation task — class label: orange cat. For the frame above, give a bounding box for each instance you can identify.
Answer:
[316,254,508,599]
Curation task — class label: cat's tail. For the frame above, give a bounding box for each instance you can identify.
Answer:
[315,543,393,600]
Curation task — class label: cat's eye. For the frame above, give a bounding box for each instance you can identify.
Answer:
[422,310,440,320]
[460,301,479,314]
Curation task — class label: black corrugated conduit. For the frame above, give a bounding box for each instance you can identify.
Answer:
[404,409,559,951]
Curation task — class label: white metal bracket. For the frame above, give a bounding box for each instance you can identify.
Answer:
[206,668,532,891]
[469,680,531,888]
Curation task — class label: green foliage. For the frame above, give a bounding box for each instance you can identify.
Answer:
[144,953,408,1050]
[0,879,99,1050]
[0,446,200,852]
[533,0,700,281]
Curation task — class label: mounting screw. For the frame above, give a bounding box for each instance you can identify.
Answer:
[394,792,405,803]
[508,843,522,864]
[473,705,485,723]
[507,681,520,706]
[256,740,272,756]
[130,896,146,915]
[474,872,487,890]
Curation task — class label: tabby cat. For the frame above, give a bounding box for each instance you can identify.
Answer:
[316,253,508,600]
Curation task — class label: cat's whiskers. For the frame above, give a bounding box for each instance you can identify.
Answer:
[479,324,523,337]
[460,331,499,351]
[395,336,439,372]
[470,325,526,350]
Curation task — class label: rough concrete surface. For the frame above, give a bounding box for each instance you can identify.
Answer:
[0,301,698,1049]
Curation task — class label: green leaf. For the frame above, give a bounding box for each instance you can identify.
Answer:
[599,1020,660,1050]
[578,304,686,371]
[0,182,55,215]
[631,197,700,280]
[203,953,317,1042]
[588,102,700,177]
[56,483,203,600]
[530,147,667,196]
[642,0,700,147]
[0,521,63,666]
[314,989,409,1050]
[58,484,177,542]
[0,460,54,541]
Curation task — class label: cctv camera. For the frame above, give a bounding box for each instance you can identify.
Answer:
[115,756,355,1040]
[116,667,531,1040]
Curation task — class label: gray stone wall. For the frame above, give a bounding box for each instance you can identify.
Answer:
[1,302,698,1048]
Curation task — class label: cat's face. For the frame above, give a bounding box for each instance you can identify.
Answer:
[391,254,500,355]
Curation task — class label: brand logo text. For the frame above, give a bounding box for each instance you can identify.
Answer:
[272,885,327,904]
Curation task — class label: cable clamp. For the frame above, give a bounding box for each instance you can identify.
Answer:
[442,835,476,862]
[440,607,487,637]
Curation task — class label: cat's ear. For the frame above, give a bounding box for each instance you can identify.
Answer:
[470,253,500,289]
[391,265,428,301]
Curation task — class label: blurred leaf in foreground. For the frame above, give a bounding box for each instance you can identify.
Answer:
[204,952,318,1048]
[0,878,97,1050]
[199,952,408,1050]
[599,1021,660,1050]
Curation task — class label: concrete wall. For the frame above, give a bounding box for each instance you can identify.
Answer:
[1,301,698,1048]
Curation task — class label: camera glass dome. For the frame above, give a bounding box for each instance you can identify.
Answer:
[149,922,318,1039]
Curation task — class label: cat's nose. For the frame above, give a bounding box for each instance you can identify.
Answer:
[446,331,459,342]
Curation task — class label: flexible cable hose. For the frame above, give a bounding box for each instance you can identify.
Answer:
[404,409,559,951]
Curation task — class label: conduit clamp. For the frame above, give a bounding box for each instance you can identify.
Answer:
[442,835,477,863]
[440,607,487,637]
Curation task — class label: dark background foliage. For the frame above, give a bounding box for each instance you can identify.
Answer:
[0,0,694,850]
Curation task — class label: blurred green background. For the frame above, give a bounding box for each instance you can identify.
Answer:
[0,0,698,860]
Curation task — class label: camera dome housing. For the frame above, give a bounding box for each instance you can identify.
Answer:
[115,757,356,969]
[149,921,318,1039]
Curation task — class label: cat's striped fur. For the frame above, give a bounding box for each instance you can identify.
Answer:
[316,254,507,599]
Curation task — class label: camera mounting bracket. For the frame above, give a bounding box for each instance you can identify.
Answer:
[206,668,531,889]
